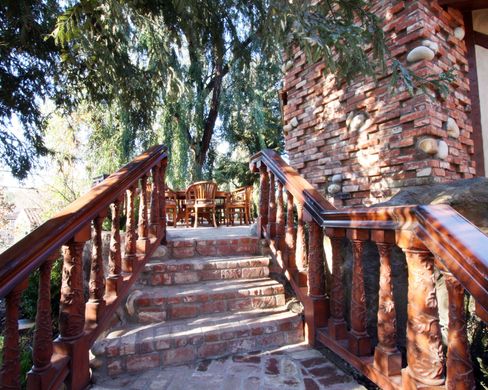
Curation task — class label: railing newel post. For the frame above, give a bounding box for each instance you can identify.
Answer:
[398,235,445,388]
[267,172,277,239]
[285,191,296,271]
[106,198,123,296]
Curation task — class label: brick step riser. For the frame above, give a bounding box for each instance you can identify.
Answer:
[98,319,304,376]
[141,266,270,286]
[167,237,263,259]
[133,291,286,324]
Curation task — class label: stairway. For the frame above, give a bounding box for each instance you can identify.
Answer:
[90,235,304,378]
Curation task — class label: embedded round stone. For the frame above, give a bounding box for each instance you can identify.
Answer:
[454,27,465,40]
[290,117,299,128]
[331,174,343,183]
[418,138,438,155]
[422,39,439,54]
[406,46,435,63]
[327,184,341,195]
[436,140,449,159]
[446,117,460,138]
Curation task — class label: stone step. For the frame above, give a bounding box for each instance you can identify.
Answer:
[91,308,304,377]
[141,256,270,286]
[165,237,262,259]
[127,278,285,324]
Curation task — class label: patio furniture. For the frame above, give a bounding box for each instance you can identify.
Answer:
[185,181,218,228]
[225,185,253,225]
[165,188,178,227]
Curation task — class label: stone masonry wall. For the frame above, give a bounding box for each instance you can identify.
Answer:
[282,0,475,207]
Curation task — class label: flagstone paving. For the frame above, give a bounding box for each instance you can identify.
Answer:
[90,343,366,390]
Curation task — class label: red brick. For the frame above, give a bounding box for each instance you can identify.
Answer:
[126,353,160,372]
[169,304,198,319]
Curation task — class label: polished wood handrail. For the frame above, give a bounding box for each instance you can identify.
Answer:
[250,149,488,321]
[251,148,486,389]
[0,145,167,298]
[0,145,168,390]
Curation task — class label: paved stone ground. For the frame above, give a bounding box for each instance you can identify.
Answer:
[91,342,365,390]
[166,225,254,240]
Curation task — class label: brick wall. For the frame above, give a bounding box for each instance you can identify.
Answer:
[282,0,475,207]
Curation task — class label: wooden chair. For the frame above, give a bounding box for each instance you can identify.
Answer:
[184,181,218,228]
[225,186,253,225]
[165,188,178,227]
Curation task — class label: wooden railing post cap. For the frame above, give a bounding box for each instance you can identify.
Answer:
[325,227,346,238]
[396,229,428,251]
[370,229,396,244]
[347,229,369,241]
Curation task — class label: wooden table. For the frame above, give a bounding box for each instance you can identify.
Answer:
[174,190,228,226]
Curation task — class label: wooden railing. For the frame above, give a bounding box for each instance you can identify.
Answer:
[250,149,487,390]
[0,145,168,390]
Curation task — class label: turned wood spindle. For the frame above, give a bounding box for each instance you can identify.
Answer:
[402,248,445,387]
[285,191,296,270]
[348,235,372,356]
[89,216,105,303]
[267,172,277,239]
[59,240,86,340]
[138,174,149,240]
[374,242,401,376]
[307,221,325,298]
[442,270,475,390]
[159,163,167,243]
[149,165,160,237]
[275,181,285,254]
[295,202,307,270]
[0,283,26,389]
[327,229,347,340]
[124,186,137,273]
[32,254,57,372]
[258,165,269,238]
[106,199,122,296]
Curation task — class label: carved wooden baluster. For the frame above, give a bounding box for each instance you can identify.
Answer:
[258,165,269,238]
[137,174,150,252]
[59,239,87,340]
[305,220,327,346]
[28,254,57,387]
[275,181,285,256]
[86,216,106,322]
[373,239,401,376]
[401,246,445,387]
[149,165,160,238]
[326,228,347,340]
[267,172,277,239]
[123,186,137,273]
[106,199,122,296]
[285,191,296,270]
[57,229,90,389]
[295,202,307,270]
[0,281,27,389]
[347,230,371,356]
[159,162,167,244]
[441,269,475,390]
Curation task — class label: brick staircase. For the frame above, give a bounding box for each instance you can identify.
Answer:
[90,236,304,378]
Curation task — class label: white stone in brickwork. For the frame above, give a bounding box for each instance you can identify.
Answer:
[285,60,294,71]
[125,290,144,316]
[342,185,359,193]
[331,174,343,183]
[290,117,299,128]
[348,113,367,132]
[283,124,293,134]
[417,168,432,177]
[436,140,449,159]
[406,46,435,63]
[418,138,439,155]
[454,26,465,40]
[422,39,439,54]
[327,184,341,194]
[392,126,403,134]
[447,117,460,138]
